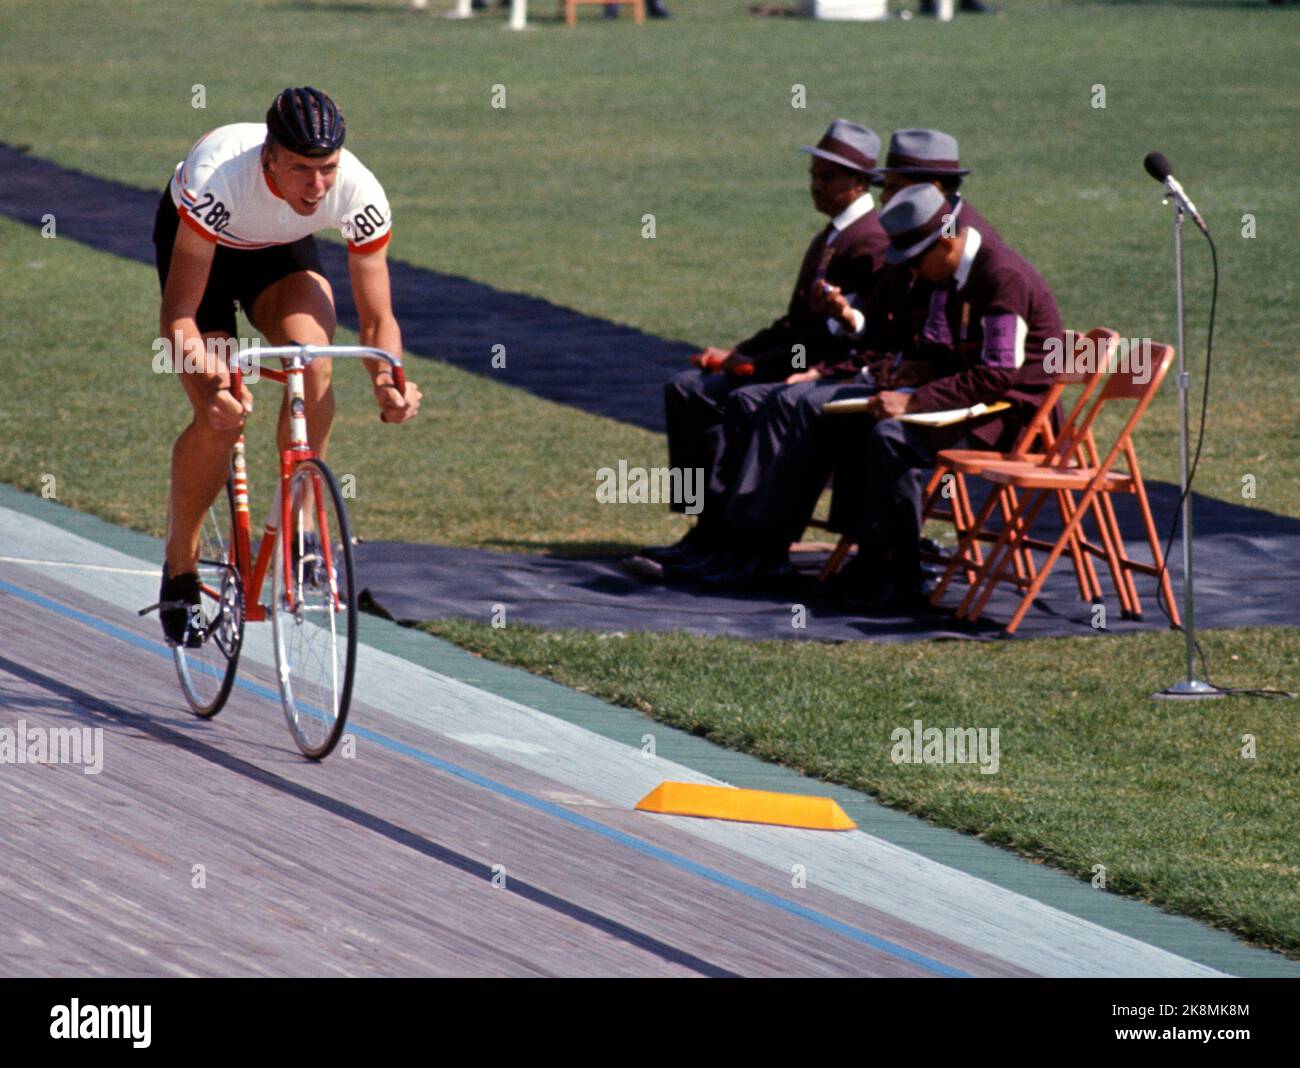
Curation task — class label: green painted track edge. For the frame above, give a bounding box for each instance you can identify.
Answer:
[2,481,1295,977]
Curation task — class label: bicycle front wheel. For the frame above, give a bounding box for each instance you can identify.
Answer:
[174,478,244,718]
[271,458,357,759]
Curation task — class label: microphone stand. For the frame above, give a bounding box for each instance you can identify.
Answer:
[1157,198,1219,699]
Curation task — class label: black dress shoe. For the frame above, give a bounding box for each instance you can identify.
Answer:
[646,0,671,16]
[959,0,993,11]
[843,574,939,614]
[662,550,735,582]
[638,527,714,564]
[622,555,666,582]
[640,542,707,566]
[919,536,945,558]
[823,553,886,598]
[699,555,795,590]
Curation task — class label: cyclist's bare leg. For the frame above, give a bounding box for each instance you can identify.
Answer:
[249,270,338,459]
[166,330,245,576]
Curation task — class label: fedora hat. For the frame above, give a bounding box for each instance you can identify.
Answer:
[881,183,956,265]
[877,128,972,178]
[800,120,881,177]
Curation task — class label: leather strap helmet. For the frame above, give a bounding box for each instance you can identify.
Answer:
[266,87,345,157]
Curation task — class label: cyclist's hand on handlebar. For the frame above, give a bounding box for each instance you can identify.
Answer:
[206,382,252,431]
[377,377,422,424]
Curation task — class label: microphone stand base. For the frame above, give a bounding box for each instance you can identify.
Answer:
[1153,679,1223,701]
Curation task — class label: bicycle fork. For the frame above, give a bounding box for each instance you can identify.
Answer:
[277,359,340,613]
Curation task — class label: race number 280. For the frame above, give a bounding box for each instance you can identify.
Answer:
[350,204,386,239]
[192,192,231,233]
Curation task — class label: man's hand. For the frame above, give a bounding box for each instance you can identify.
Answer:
[375,376,422,424]
[809,282,858,332]
[785,368,823,385]
[865,390,918,420]
[864,355,894,385]
[720,351,755,377]
[690,346,735,373]
[349,245,416,423]
[206,381,252,432]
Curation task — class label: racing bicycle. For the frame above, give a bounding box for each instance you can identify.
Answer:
[144,343,407,759]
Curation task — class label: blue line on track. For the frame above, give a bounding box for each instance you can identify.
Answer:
[0,571,970,977]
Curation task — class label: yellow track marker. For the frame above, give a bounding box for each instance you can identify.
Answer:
[635,782,856,831]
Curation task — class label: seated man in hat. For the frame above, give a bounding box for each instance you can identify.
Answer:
[660,262,926,586]
[647,120,890,566]
[714,182,1063,605]
[815,128,1000,360]
[668,129,1001,588]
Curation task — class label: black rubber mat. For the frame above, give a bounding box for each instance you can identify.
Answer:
[0,143,692,431]
[6,145,1296,642]
[354,486,1300,642]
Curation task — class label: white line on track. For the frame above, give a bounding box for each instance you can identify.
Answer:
[0,504,1229,978]
[0,555,158,576]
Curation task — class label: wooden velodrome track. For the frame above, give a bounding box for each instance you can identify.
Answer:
[0,495,1263,978]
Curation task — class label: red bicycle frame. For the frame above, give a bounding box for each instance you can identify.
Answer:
[215,344,406,622]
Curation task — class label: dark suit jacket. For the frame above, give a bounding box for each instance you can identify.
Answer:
[910,230,1064,448]
[813,197,1002,378]
[734,206,890,382]
[948,196,1000,247]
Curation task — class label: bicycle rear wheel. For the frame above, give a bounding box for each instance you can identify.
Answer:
[174,479,244,718]
[271,458,357,759]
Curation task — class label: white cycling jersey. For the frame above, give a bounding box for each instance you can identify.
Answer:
[168,122,392,254]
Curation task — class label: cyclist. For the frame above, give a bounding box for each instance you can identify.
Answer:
[152,86,422,645]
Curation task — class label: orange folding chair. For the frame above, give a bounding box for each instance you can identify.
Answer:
[926,327,1124,602]
[936,342,1180,636]
[818,327,1120,592]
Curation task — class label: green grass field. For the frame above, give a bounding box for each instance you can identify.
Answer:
[2,0,1297,955]
[422,619,1300,954]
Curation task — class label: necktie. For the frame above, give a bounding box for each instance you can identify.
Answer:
[814,225,839,285]
[922,287,953,347]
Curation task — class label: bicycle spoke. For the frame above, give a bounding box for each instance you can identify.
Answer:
[173,480,244,718]
[271,459,356,759]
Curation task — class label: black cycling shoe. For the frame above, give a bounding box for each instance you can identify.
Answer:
[159,565,202,648]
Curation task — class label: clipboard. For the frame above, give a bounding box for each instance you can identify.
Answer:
[822,398,1012,426]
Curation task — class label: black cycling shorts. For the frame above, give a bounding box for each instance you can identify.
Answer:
[152,187,326,336]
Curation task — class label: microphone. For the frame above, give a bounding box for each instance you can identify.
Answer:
[1144,152,1209,234]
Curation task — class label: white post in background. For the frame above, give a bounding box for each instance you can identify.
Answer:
[507,0,527,29]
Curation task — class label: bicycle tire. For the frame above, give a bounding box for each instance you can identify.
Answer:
[174,478,244,718]
[270,457,357,759]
